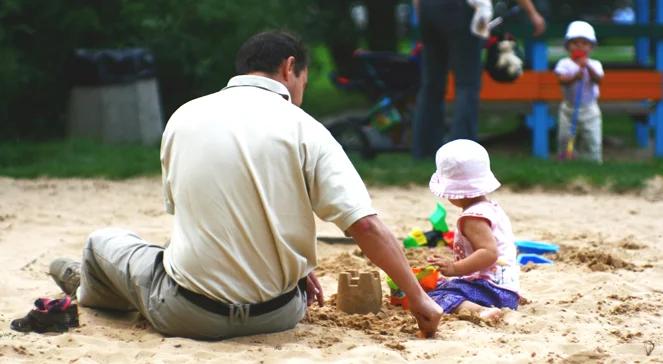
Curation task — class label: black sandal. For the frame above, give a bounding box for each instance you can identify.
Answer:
[10,296,79,333]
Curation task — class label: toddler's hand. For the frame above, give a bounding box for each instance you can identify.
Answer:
[574,70,584,81]
[427,255,458,276]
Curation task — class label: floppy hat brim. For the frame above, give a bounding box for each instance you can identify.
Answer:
[429,171,501,199]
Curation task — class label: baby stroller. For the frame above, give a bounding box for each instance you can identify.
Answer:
[326,47,421,159]
[326,6,523,159]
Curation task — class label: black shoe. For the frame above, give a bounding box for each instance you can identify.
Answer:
[10,297,79,333]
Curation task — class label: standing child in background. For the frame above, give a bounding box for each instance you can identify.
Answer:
[426,139,519,322]
[555,21,604,163]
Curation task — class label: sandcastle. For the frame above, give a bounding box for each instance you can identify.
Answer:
[336,270,382,314]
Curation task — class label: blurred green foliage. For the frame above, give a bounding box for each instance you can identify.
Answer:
[0,0,652,141]
[0,0,365,139]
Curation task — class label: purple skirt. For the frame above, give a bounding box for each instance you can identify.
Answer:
[428,278,519,314]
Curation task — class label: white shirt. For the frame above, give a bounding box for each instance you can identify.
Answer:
[554,57,604,106]
[160,75,376,303]
[452,200,519,293]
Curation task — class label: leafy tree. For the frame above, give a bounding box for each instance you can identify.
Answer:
[0,0,324,139]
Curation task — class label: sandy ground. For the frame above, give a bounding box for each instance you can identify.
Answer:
[1,176,663,363]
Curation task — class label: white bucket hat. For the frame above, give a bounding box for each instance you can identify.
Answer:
[429,139,501,199]
[565,21,597,44]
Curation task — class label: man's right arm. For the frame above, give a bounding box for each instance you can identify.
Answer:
[346,215,443,337]
[304,123,442,335]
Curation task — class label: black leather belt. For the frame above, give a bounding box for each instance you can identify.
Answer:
[178,278,306,317]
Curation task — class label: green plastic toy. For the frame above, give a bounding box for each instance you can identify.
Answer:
[428,203,449,232]
[403,203,449,248]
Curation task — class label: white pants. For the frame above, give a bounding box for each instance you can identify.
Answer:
[77,228,307,340]
[557,101,602,163]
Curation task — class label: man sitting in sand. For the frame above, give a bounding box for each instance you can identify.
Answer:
[49,30,443,340]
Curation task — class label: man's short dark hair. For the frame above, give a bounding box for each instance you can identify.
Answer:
[235,30,308,76]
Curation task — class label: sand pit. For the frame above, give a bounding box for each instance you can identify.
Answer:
[1,176,662,363]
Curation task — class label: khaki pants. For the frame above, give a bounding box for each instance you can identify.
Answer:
[557,101,602,163]
[77,228,306,340]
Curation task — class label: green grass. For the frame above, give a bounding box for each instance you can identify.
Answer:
[491,153,661,192]
[349,152,663,192]
[0,136,660,192]
[0,139,160,179]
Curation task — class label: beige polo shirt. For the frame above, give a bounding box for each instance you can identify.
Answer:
[160,75,376,304]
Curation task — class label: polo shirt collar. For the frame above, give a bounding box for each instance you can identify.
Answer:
[225,75,291,103]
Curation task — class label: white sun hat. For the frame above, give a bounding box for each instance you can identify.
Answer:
[565,20,597,44]
[429,139,501,199]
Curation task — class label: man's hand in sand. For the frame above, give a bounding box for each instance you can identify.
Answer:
[306,271,324,306]
[408,293,444,337]
[346,215,443,337]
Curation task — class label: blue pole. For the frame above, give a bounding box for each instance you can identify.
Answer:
[529,41,551,158]
[635,101,650,148]
[636,0,650,66]
[655,0,663,157]
[531,41,548,71]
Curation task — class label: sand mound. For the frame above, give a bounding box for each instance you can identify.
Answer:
[556,246,638,271]
[307,297,418,339]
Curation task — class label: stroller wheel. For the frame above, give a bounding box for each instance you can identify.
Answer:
[326,116,376,159]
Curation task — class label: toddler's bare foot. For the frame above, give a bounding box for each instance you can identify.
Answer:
[479,307,504,324]
[454,302,506,326]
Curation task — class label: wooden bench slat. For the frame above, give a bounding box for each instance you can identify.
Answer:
[444,70,663,101]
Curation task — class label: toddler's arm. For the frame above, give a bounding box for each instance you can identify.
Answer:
[557,71,582,85]
[585,62,603,85]
[429,217,498,276]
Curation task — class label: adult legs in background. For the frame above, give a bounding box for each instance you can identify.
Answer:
[412,0,483,160]
[447,3,483,142]
[412,0,450,159]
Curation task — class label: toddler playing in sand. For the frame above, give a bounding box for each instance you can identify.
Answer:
[426,139,519,322]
